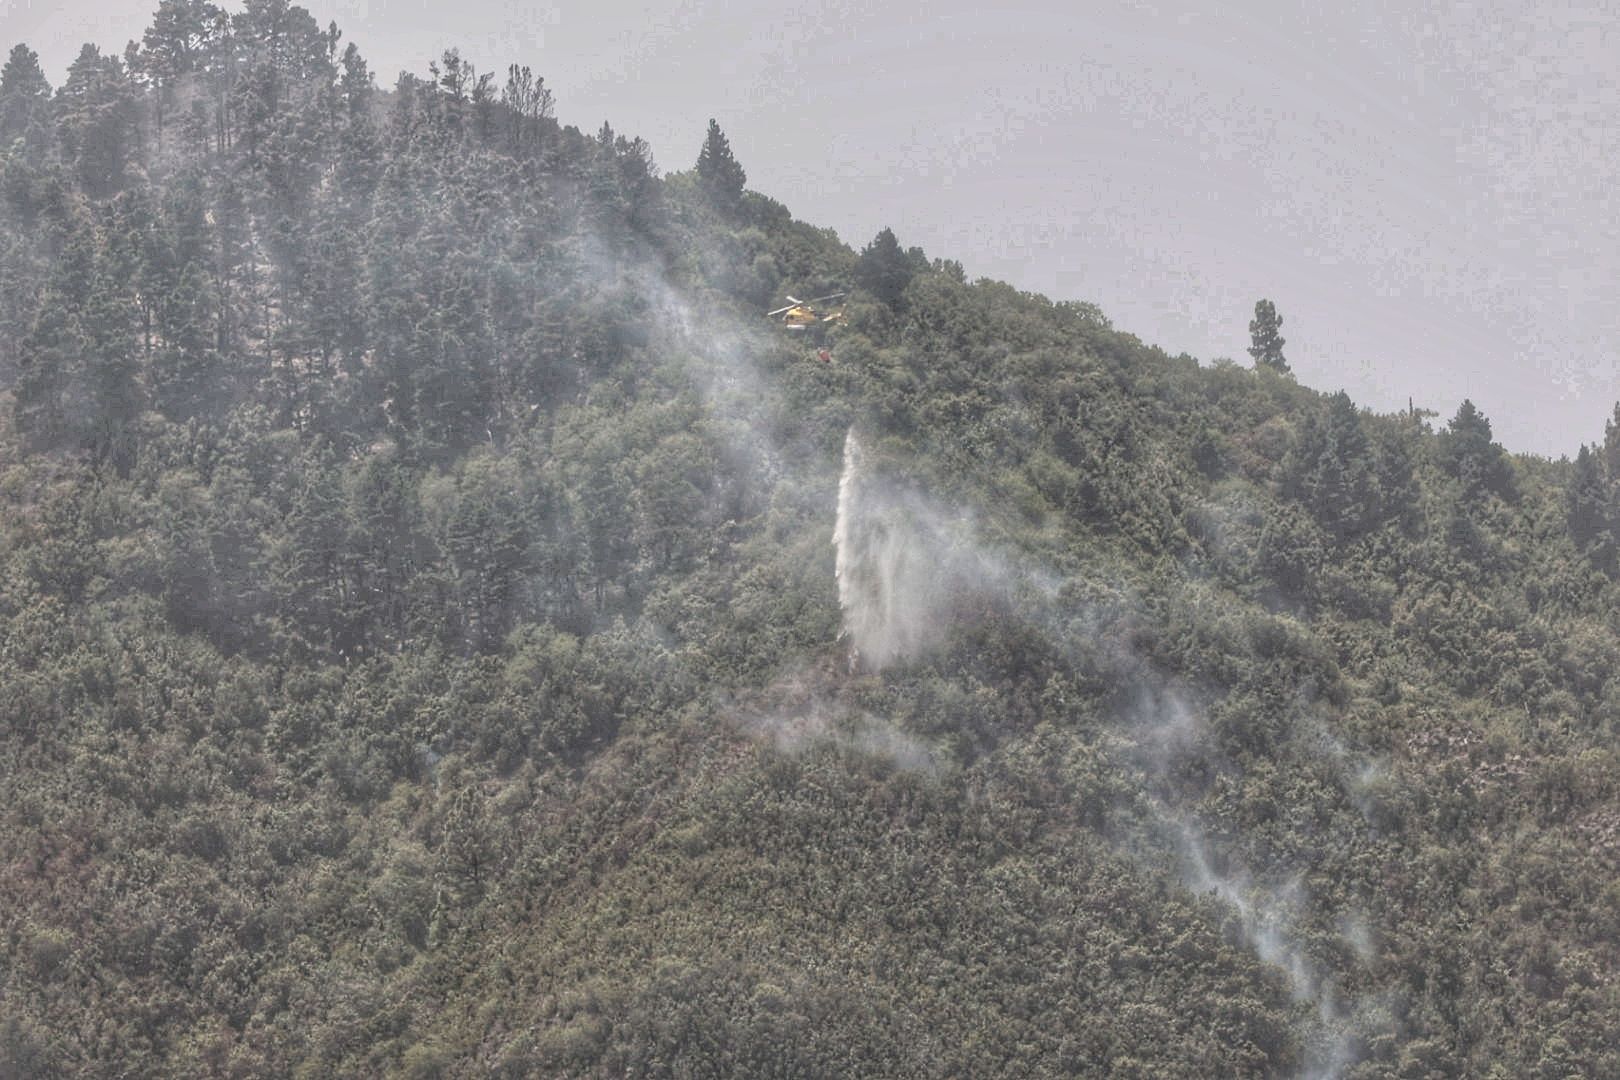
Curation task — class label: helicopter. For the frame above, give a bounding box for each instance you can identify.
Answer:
[767,293,847,332]
[768,293,846,360]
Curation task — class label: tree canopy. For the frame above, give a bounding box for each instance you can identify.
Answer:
[696,116,745,210]
[1248,297,1288,372]
[0,7,1616,1079]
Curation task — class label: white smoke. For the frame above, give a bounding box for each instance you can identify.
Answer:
[1178,821,1364,1079]
[584,225,1389,1078]
[748,676,942,775]
[1337,910,1376,965]
[1180,824,1317,998]
[1131,686,1381,1080]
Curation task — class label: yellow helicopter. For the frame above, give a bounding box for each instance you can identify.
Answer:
[767,293,847,332]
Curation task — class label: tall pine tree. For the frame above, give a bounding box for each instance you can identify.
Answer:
[856,227,914,310]
[1248,298,1288,373]
[1567,444,1613,569]
[0,44,52,156]
[1440,399,1515,501]
[695,118,745,211]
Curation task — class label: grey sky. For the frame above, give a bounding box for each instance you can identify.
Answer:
[8,1,1617,457]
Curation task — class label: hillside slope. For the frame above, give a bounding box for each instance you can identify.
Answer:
[3,7,1620,1078]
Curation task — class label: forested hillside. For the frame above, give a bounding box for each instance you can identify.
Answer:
[3,4,1619,1078]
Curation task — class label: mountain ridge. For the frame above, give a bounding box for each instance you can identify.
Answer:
[1,6,1618,1078]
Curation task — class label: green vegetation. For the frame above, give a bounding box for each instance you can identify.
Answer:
[1249,299,1288,374]
[3,5,1620,1077]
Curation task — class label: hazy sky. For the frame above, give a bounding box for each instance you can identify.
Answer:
[7,1,1617,457]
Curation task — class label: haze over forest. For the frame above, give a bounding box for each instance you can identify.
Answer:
[6,0,1618,458]
[1,3,1619,1079]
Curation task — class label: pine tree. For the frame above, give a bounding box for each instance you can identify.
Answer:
[1248,298,1288,373]
[55,45,141,196]
[137,0,226,147]
[856,227,914,309]
[1282,390,1377,542]
[1567,444,1613,568]
[0,44,52,155]
[501,64,551,155]
[1440,399,1514,501]
[15,212,97,446]
[338,42,372,118]
[695,118,745,210]
[1601,402,1620,480]
[82,240,143,474]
